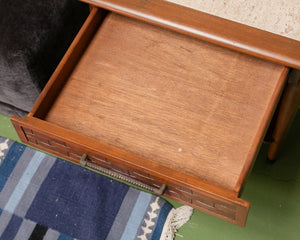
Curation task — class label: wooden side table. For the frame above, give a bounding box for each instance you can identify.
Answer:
[11,0,300,226]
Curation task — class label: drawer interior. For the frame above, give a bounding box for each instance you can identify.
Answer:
[34,11,287,191]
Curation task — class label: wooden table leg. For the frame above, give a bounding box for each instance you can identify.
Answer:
[268,69,300,161]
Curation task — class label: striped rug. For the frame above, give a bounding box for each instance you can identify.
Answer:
[0,137,192,240]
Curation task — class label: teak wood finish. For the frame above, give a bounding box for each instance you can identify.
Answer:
[82,0,300,70]
[10,0,300,226]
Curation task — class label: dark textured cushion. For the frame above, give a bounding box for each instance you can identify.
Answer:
[0,0,89,117]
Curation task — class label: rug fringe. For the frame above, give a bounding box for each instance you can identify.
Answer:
[160,205,193,240]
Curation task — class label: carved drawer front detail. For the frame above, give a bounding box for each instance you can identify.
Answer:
[191,192,237,221]
[166,183,237,221]
[128,169,161,188]
[21,126,162,189]
[87,153,161,188]
[165,183,193,203]
[22,127,83,160]
[88,153,112,169]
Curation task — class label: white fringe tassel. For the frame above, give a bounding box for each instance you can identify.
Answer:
[160,206,193,240]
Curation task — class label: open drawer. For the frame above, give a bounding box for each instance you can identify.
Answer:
[11,4,290,226]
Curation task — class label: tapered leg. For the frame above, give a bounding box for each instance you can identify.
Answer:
[268,69,300,161]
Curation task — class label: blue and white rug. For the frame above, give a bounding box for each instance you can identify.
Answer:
[0,137,192,240]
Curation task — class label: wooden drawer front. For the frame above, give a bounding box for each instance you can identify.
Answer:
[22,124,237,221]
[13,120,248,226]
[22,125,238,221]
[165,183,193,203]
[128,169,162,189]
[166,183,238,221]
[191,191,237,221]
[22,127,84,160]
[21,126,162,189]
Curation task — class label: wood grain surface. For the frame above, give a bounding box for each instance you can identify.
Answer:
[80,0,300,69]
[45,13,287,190]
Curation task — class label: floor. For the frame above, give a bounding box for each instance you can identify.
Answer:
[0,112,299,239]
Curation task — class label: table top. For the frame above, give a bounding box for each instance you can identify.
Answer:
[167,0,300,41]
[45,13,287,191]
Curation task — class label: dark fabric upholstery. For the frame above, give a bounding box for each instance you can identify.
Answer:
[0,0,89,117]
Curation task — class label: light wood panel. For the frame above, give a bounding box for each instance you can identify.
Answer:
[45,13,287,190]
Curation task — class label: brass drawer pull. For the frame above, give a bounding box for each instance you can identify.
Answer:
[79,154,166,195]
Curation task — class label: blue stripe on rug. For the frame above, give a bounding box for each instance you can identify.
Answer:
[14,154,56,218]
[25,159,130,240]
[4,152,45,213]
[135,196,167,239]
[57,233,75,240]
[120,191,152,240]
[0,214,22,240]
[105,187,140,240]
[0,210,12,236]
[14,218,36,240]
[0,147,35,210]
[0,142,26,192]
[151,201,174,240]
